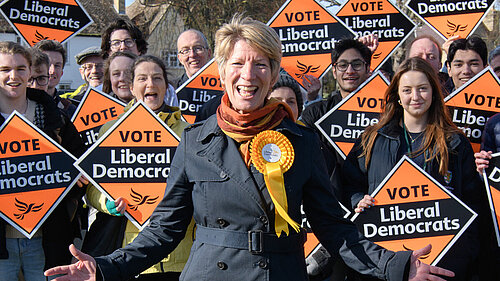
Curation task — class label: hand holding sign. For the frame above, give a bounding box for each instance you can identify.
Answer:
[474,150,492,173]
[355,194,375,213]
[408,244,455,281]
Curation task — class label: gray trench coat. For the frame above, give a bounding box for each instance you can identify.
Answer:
[95,116,411,280]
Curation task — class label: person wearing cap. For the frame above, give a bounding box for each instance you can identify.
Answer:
[60,46,104,104]
[268,72,303,121]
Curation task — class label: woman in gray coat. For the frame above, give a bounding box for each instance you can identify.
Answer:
[45,16,453,281]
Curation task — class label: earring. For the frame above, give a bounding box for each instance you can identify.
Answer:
[398,100,402,105]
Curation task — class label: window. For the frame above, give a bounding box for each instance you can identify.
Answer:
[162,49,182,68]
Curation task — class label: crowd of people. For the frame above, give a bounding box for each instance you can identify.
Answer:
[0,13,499,281]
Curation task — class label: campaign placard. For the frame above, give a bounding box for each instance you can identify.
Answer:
[444,67,500,152]
[482,152,500,246]
[0,112,79,238]
[0,0,93,46]
[176,59,223,124]
[336,0,416,71]
[71,87,126,147]
[315,71,389,159]
[351,156,477,265]
[405,0,495,40]
[303,202,351,258]
[267,0,354,88]
[75,101,180,230]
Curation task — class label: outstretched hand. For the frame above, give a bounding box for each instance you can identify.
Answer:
[44,244,97,281]
[408,244,454,281]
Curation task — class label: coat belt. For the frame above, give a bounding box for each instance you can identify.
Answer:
[195,224,306,254]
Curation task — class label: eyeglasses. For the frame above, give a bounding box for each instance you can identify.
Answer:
[178,46,207,56]
[333,60,366,72]
[81,63,104,71]
[110,38,136,49]
[28,75,49,86]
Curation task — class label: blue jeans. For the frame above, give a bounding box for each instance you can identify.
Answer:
[0,237,45,281]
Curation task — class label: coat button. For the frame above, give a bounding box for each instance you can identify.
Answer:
[259,216,268,224]
[217,261,227,270]
[258,260,268,269]
[216,218,228,227]
[219,170,227,179]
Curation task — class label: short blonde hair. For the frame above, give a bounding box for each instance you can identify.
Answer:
[0,42,31,67]
[215,15,281,81]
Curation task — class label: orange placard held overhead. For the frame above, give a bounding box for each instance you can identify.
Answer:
[352,156,477,265]
[176,59,224,124]
[75,101,181,230]
[336,0,416,71]
[483,152,500,246]
[405,0,495,40]
[71,88,126,147]
[0,0,93,46]
[268,0,354,89]
[444,67,500,152]
[0,112,80,238]
[315,72,389,159]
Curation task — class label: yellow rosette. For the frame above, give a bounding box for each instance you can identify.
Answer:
[250,130,300,237]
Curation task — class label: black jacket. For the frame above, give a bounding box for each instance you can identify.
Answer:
[0,88,86,269]
[342,120,484,280]
[299,91,347,204]
[95,116,412,281]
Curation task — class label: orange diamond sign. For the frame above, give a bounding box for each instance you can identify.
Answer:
[176,59,223,124]
[352,156,477,265]
[315,72,389,159]
[336,0,416,71]
[405,0,495,40]
[0,0,93,46]
[444,67,500,153]
[0,112,80,238]
[75,101,180,230]
[268,0,354,88]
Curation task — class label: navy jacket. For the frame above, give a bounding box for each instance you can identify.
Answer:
[95,115,411,281]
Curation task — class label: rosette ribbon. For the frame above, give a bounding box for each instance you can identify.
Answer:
[250,130,300,237]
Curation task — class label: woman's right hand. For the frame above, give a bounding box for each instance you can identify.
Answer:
[474,150,492,173]
[44,244,96,281]
[355,195,375,213]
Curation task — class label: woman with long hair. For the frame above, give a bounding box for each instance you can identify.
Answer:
[102,51,137,103]
[342,57,483,280]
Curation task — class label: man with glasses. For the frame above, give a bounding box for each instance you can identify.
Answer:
[28,49,50,92]
[33,40,76,117]
[174,29,212,89]
[60,46,104,104]
[101,18,147,58]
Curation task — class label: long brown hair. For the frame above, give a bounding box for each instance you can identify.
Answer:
[361,57,460,175]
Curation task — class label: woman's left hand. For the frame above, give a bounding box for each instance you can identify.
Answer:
[76,174,89,188]
[408,244,454,281]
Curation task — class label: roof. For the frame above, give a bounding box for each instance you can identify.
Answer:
[126,0,168,38]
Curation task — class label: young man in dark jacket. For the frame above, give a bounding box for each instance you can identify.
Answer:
[0,41,86,280]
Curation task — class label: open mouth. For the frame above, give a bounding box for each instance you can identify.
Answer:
[237,85,258,97]
[6,82,21,87]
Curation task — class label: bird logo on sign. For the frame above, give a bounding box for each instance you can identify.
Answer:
[32,30,50,44]
[127,188,159,211]
[446,21,467,37]
[13,198,44,220]
[295,60,320,79]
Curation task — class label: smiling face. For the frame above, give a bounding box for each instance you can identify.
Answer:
[109,29,139,55]
[0,53,30,110]
[221,40,275,114]
[332,48,370,98]
[177,30,211,78]
[448,49,484,89]
[109,56,134,102]
[131,61,166,111]
[79,56,104,87]
[398,70,433,123]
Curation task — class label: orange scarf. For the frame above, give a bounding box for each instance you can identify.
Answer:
[216,93,294,166]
